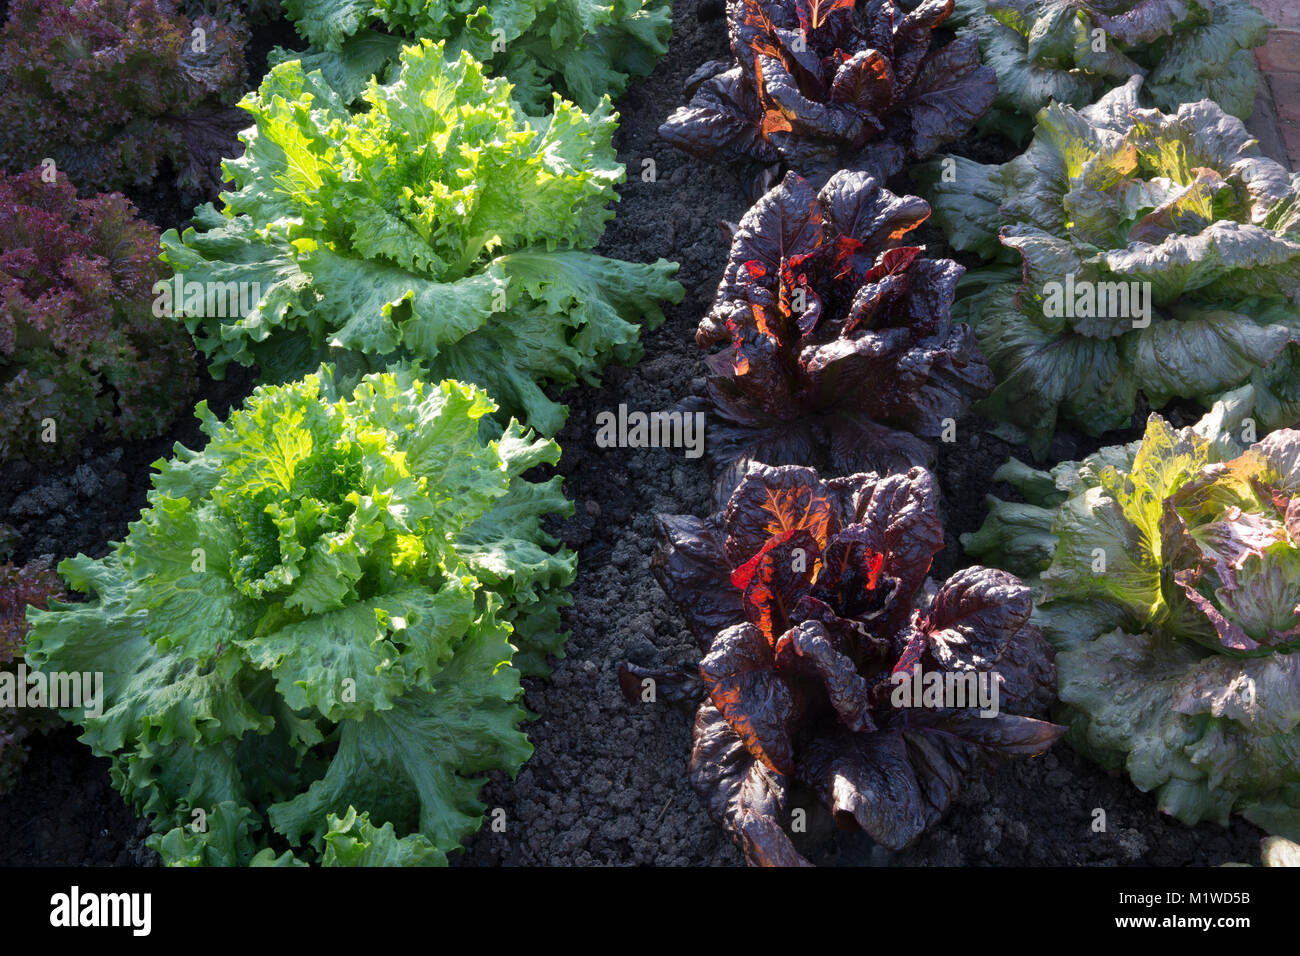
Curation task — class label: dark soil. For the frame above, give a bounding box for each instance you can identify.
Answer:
[0,0,1269,867]
[0,727,158,867]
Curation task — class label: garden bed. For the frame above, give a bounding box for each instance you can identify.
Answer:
[0,0,1281,867]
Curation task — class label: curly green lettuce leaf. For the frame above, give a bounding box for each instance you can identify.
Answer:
[25,367,574,865]
[268,29,405,102]
[162,40,682,435]
[319,807,443,865]
[150,801,305,866]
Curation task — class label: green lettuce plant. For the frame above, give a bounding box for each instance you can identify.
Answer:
[25,366,576,865]
[964,387,1300,840]
[274,0,673,112]
[162,40,682,437]
[153,800,452,865]
[918,77,1300,456]
[947,0,1269,127]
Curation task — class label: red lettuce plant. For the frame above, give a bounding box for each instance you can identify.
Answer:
[0,561,62,668]
[696,169,992,494]
[638,463,1063,865]
[0,0,248,198]
[659,0,996,187]
[0,168,197,461]
[1,559,66,794]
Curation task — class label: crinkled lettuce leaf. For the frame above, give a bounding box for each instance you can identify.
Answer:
[918,78,1300,456]
[162,40,682,435]
[1059,628,1300,839]
[25,367,575,865]
[966,393,1300,838]
[958,0,1269,122]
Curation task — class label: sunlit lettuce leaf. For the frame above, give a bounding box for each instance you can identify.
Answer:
[161,40,682,435]
[918,78,1300,456]
[966,394,1300,839]
[25,367,575,865]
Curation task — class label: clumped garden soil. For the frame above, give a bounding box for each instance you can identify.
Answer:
[0,0,1267,866]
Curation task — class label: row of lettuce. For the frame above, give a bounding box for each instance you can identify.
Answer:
[618,0,1300,864]
[0,1,682,864]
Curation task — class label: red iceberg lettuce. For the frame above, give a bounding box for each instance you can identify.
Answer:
[696,169,993,497]
[636,462,1063,865]
[659,0,996,187]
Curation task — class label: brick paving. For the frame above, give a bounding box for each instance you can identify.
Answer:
[1254,0,1300,169]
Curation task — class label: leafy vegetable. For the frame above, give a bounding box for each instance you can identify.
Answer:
[918,77,1300,457]
[643,462,1062,865]
[0,168,197,461]
[659,0,996,187]
[153,800,442,866]
[275,0,673,113]
[25,366,577,865]
[964,389,1300,840]
[1,558,66,794]
[0,560,66,670]
[952,0,1270,124]
[162,40,682,437]
[695,169,992,494]
[0,0,248,198]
